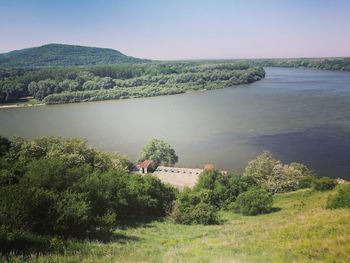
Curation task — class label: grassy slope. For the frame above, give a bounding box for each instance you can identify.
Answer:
[4,189,350,263]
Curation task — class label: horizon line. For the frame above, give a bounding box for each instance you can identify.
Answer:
[1,42,349,61]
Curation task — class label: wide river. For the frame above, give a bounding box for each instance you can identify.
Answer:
[1,67,350,179]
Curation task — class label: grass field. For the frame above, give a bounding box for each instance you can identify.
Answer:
[2,188,350,263]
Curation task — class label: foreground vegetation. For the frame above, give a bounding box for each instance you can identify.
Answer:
[0,136,177,240]
[1,189,349,263]
[0,62,265,104]
[1,136,349,262]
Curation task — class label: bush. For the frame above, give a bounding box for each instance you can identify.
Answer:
[0,136,177,241]
[326,184,350,209]
[0,136,11,157]
[124,174,178,217]
[235,188,273,215]
[244,152,313,193]
[170,189,218,225]
[313,177,337,191]
[298,175,315,189]
[194,169,257,208]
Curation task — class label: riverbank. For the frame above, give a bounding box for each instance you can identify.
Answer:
[0,103,44,109]
[0,84,241,109]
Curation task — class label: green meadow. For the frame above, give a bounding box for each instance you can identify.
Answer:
[3,188,349,263]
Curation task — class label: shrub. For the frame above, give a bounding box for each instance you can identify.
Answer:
[244,152,313,193]
[326,184,350,209]
[0,136,177,241]
[298,175,315,189]
[313,177,337,191]
[0,136,11,157]
[125,174,177,217]
[170,189,218,225]
[235,188,273,215]
[194,169,257,208]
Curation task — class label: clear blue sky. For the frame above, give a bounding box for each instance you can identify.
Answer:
[1,0,350,59]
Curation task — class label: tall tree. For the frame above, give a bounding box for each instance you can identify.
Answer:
[139,139,178,167]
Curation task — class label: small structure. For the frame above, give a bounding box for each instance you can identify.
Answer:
[204,163,215,170]
[152,163,227,189]
[137,159,152,174]
[153,166,203,189]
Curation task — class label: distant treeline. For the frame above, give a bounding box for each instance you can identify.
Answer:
[250,57,350,71]
[0,62,265,104]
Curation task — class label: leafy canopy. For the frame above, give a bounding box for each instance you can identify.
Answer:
[235,188,273,216]
[244,151,314,193]
[139,139,178,167]
[0,136,176,240]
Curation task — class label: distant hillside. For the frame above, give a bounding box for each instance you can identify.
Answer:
[0,44,150,67]
[248,57,350,71]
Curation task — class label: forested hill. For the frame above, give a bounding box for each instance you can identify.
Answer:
[0,44,150,67]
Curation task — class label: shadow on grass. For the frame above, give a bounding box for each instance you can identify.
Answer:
[117,216,165,230]
[111,233,141,244]
[89,230,142,243]
[0,230,141,256]
[0,216,165,255]
[270,207,282,213]
[230,206,282,217]
[0,233,51,255]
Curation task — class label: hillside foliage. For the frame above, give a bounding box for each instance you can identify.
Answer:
[327,184,350,209]
[243,151,314,193]
[0,136,177,239]
[0,44,148,68]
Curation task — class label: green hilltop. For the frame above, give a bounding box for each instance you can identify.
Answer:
[0,43,150,67]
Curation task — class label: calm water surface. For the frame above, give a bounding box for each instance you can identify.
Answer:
[1,67,350,179]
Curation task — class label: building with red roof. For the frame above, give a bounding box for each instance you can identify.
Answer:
[137,159,152,174]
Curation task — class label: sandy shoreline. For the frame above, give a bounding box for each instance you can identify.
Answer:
[0,103,45,109]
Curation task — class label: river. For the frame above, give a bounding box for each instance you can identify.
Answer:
[1,67,350,179]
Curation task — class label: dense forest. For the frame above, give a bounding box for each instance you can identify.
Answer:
[0,44,149,68]
[250,57,350,71]
[0,62,265,104]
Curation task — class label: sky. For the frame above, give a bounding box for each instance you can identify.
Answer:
[1,0,350,60]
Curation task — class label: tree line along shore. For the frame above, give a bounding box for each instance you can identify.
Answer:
[0,62,265,105]
[2,57,350,107]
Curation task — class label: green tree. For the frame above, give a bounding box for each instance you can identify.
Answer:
[244,152,312,193]
[139,139,178,167]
